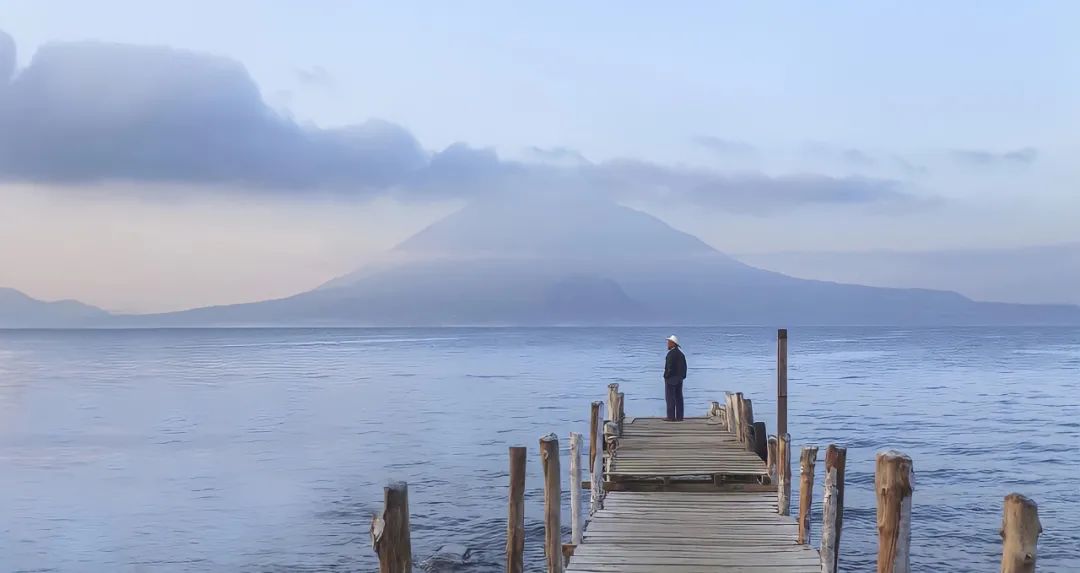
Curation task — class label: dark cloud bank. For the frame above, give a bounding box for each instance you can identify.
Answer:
[0,31,914,214]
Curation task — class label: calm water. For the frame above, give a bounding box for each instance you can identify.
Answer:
[0,327,1078,572]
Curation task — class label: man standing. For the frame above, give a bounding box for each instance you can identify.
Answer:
[664,335,687,421]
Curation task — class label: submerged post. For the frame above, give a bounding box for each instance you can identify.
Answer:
[778,433,791,515]
[506,447,526,573]
[777,328,788,438]
[371,481,412,573]
[1000,493,1041,573]
[797,445,819,544]
[820,445,847,573]
[875,450,914,573]
[539,433,563,573]
[569,432,583,546]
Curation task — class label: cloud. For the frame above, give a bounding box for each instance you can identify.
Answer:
[691,135,756,156]
[0,40,426,191]
[802,141,876,167]
[295,65,333,88]
[587,160,912,215]
[0,34,923,216]
[950,147,1038,166]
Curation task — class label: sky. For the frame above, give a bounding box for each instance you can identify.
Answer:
[1,2,1078,312]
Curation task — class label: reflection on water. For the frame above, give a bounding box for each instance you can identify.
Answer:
[0,327,1078,572]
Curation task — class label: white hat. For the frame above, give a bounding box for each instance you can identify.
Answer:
[666,335,679,345]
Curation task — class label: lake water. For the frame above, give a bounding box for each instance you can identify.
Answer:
[1,327,1078,572]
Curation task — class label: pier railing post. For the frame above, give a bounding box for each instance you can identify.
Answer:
[371,481,412,573]
[569,432,583,546]
[820,445,847,573]
[875,450,913,573]
[767,435,778,483]
[1000,493,1041,573]
[506,447,526,573]
[777,433,791,515]
[540,433,563,573]
[777,328,788,438]
[797,446,819,544]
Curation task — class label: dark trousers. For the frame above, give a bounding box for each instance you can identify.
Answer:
[664,379,684,421]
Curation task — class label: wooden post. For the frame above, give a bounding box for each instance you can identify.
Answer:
[1000,493,1041,573]
[569,432,583,546]
[766,435,778,483]
[590,420,605,514]
[797,445,819,544]
[752,421,768,460]
[875,450,913,573]
[506,447,526,573]
[777,433,791,515]
[741,398,756,453]
[371,481,412,573]
[603,421,618,471]
[617,391,625,424]
[777,328,788,438]
[589,401,601,472]
[606,383,619,422]
[540,433,563,573]
[820,445,847,573]
[733,392,745,443]
[724,392,736,434]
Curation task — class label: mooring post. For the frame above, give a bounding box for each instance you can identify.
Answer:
[875,450,913,573]
[724,391,736,434]
[797,446,819,544]
[778,433,791,515]
[777,328,788,438]
[589,401,601,473]
[606,383,619,423]
[752,421,768,460]
[767,435,778,483]
[820,444,847,573]
[370,481,412,573]
[506,447,526,573]
[616,392,625,435]
[539,433,563,573]
[1000,493,1041,573]
[733,392,746,443]
[569,432,583,545]
[588,401,603,513]
[590,419,605,514]
[742,398,757,453]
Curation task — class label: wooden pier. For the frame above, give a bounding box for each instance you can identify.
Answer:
[570,411,819,572]
[371,329,1047,573]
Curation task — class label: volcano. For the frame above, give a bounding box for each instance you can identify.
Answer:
[124,193,1080,326]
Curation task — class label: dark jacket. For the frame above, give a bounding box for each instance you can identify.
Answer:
[664,346,687,383]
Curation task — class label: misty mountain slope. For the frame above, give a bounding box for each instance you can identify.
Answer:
[738,243,1080,306]
[142,194,1080,326]
[0,287,110,327]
